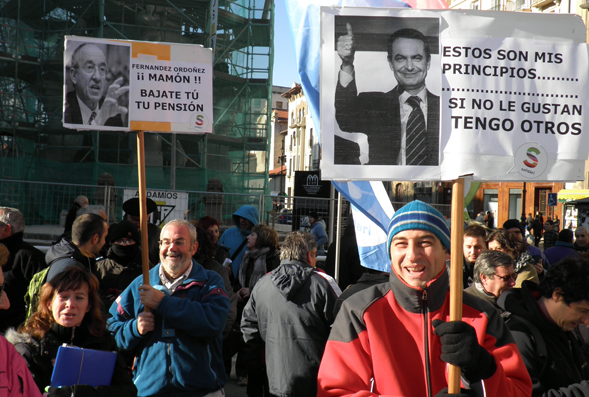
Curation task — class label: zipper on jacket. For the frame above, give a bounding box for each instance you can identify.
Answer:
[422,289,432,397]
[167,343,172,382]
[70,326,76,345]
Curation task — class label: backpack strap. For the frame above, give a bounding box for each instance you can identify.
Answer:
[230,238,248,262]
[505,312,549,379]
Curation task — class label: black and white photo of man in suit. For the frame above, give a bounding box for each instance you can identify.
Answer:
[64,42,129,127]
[334,24,440,166]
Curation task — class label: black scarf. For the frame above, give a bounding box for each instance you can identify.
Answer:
[109,244,139,264]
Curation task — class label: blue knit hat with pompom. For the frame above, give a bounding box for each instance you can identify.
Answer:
[386,200,451,258]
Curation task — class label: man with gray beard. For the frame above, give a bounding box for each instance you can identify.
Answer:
[108,219,230,397]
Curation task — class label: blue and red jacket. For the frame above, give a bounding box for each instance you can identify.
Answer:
[318,269,532,397]
[108,259,230,397]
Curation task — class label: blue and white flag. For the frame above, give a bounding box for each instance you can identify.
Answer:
[336,181,395,272]
[284,0,447,271]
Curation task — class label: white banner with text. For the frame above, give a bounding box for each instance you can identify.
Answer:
[320,8,589,181]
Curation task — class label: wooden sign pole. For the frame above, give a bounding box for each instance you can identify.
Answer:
[136,130,151,312]
[448,177,465,393]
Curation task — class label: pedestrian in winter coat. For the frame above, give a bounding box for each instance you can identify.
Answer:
[6,267,136,397]
[498,257,589,396]
[242,231,340,397]
[218,205,259,278]
[0,246,41,397]
[317,200,532,397]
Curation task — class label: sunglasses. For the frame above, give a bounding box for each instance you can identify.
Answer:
[493,273,517,282]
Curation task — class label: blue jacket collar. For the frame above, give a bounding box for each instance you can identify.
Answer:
[555,241,574,248]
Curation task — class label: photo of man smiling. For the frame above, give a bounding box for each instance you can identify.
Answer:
[334,19,440,166]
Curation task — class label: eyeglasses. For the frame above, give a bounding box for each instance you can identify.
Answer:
[493,273,517,282]
[114,238,136,246]
[78,63,108,76]
[0,284,5,295]
[159,239,188,247]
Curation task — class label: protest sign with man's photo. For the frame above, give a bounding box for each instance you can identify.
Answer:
[63,36,213,134]
[320,8,589,182]
[63,40,131,130]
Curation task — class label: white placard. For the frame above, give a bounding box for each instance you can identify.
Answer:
[320,8,589,181]
[63,36,213,134]
[123,189,189,227]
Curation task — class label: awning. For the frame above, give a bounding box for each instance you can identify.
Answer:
[558,189,589,202]
[567,197,589,205]
[269,166,286,176]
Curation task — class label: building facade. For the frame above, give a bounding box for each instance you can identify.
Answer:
[280,84,320,198]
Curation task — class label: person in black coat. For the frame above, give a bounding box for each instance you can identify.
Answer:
[63,195,89,237]
[96,220,151,311]
[532,215,543,247]
[120,197,161,266]
[498,258,589,396]
[0,207,47,332]
[324,220,363,290]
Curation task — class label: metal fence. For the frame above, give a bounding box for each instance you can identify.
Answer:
[0,179,450,243]
[0,179,341,232]
[0,179,263,227]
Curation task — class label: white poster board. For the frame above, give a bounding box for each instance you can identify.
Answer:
[320,8,589,181]
[63,36,213,134]
[123,189,189,227]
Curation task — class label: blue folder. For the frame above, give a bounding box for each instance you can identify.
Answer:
[50,344,117,387]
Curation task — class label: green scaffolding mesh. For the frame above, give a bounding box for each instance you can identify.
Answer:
[0,0,273,196]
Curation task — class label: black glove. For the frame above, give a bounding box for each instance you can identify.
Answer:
[435,387,476,396]
[47,385,91,396]
[47,386,72,396]
[432,319,497,382]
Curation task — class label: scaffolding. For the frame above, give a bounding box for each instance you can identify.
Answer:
[0,0,273,200]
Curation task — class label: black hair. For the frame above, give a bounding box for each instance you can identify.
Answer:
[558,229,573,243]
[386,28,431,63]
[539,257,589,304]
[72,213,107,246]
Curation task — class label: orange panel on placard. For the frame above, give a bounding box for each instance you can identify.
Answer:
[130,121,171,132]
[131,42,171,61]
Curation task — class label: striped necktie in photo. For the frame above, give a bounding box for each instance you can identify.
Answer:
[405,96,426,165]
[88,111,97,125]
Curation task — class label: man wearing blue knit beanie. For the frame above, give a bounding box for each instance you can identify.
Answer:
[318,200,532,397]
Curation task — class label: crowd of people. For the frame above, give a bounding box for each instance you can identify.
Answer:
[2,199,589,396]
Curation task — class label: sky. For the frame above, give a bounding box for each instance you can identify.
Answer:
[272,1,300,89]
